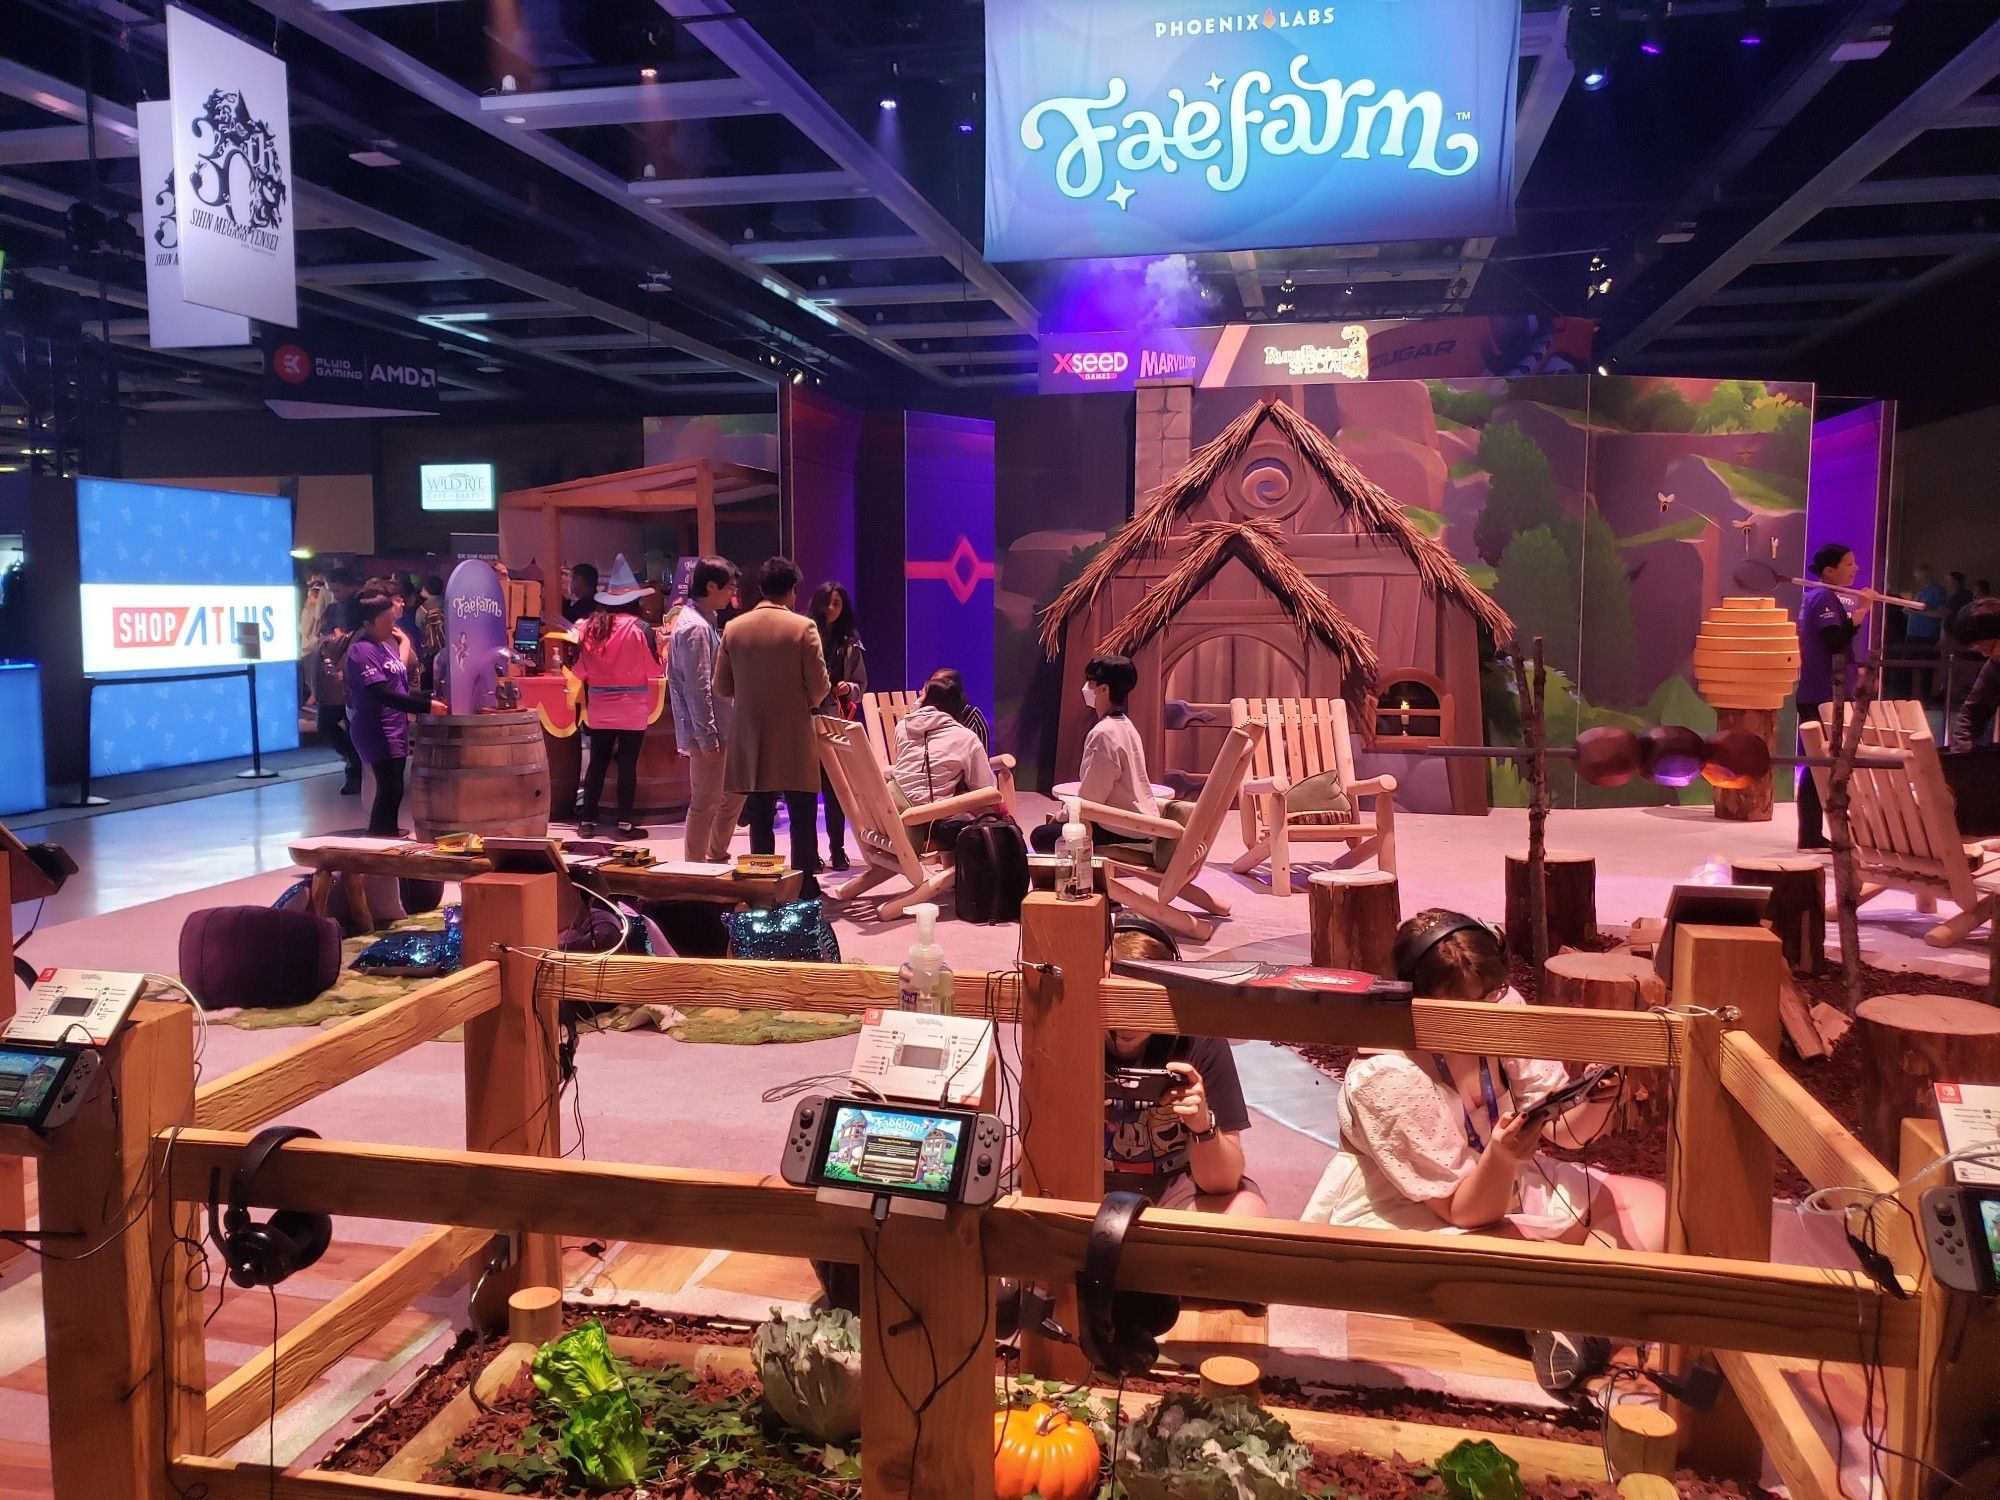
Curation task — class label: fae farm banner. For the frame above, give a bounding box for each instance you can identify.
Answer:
[136,101,251,350]
[986,0,1519,261]
[167,7,297,326]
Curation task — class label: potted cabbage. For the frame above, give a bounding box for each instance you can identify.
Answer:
[1113,1392,1312,1500]
[752,1307,863,1443]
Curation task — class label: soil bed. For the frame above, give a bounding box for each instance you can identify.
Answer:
[1301,1448,1752,1499]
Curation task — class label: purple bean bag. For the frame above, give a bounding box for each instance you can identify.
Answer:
[179,905,342,1010]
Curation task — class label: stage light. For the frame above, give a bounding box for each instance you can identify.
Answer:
[1567,2,1616,90]
[501,113,527,125]
[879,94,898,111]
[1596,364,1611,377]
[957,120,975,134]
[1641,4,1666,56]
[290,548,313,560]
[1739,0,1765,46]
[791,369,805,384]
[640,66,658,82]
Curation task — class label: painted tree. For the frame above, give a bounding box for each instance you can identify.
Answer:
[1494,526,1574,675]
[1472,422,1563,566]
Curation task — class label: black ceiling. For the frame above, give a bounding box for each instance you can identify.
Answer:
[1,0,1997,452]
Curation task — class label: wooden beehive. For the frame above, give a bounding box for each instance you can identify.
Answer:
[1693,596,1800,710]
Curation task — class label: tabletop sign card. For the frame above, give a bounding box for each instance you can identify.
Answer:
[849,1009,997,1107]
[1934,1082,2000,1186]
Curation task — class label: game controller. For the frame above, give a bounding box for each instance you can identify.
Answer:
[963,1112,1006,1207]
[778,1093,1006,1207]
[1920,1185,1996,1294]
[779,1094,827,1188]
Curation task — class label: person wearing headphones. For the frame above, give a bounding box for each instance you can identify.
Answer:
[1306,909,1663,1392]
[1105,919,1267,1218]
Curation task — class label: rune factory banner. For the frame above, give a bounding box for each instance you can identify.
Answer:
[985,0,1519,261]
[167,6,297,327]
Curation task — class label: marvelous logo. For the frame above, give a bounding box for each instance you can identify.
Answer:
[186,87,287,252]
[1018,54,1482,203]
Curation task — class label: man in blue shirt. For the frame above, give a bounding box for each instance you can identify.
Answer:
[1797,543,1871,850]
[668,557,742,862]
[1897,563,1947,700]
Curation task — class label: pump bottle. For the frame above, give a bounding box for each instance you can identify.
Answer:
[1057,798,1093,901]
[897,902,954,1014]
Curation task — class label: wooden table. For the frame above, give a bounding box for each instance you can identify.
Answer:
[287,839,802,933]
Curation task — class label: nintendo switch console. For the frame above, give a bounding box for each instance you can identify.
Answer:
[780,1094,1004,1208]
[0,1042,100,1131]
[1920,1184,2000,1295]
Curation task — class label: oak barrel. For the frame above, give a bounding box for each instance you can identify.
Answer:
[632,720,691,814]
[410,712,551,840]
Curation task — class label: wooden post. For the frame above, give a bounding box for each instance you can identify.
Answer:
[1713,707,1778,822]
[508,1286,564,1347]
[860,1209,995,1500]
[1541,951,1669,1130]
[1730,856,1826,975]
[541,502,564,625]
[41,1002,195,1500]
[1854,995,2000,1162]
[1511,638,1551,973]
[1505,849,1597,955]
[1664,923,1783,1479]
[459,872,563,1322]
[0,852,20,1270]
[1605,1405,1679,1478]
[1308,870,1401,973]
[694,459,717,557]
[1017,892,1108,1383]
[1883,1117,2000,1500]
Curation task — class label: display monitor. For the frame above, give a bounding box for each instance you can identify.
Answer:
[814,1100,971,1201]
[512,616,542,656]
[421,462,496,512]
[0,1043,88,1129]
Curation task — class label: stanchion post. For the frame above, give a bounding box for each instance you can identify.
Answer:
[459,872,563,1323]
[1664,923,1784,1478]
[860,1208,996,1500]
[70,680,107,807]
[39,1001,195,1500]
[1017,891,1107,1383]
[236,664,278,781]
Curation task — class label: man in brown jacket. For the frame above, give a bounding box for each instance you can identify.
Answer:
[715,556,832,887]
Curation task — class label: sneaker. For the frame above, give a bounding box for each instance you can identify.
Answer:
[617,822,647,840]
[578,821,597,838]
[339,775,362,796]
[1530,1330,1611,1396]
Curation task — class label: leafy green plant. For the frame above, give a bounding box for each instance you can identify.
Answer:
[530,1320,626,1407]
[753,1306,864,1443]
[557,1387,652,1490]
[1114,1392,1312,1500]
[1434,1438,1524,1500]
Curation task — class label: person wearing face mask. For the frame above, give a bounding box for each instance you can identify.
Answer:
[1030,653,1158,854]
[1796,542,1871,850]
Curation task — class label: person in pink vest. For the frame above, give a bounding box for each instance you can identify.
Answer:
[575,554,662,839]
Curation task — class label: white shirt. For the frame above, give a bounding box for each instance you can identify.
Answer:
[891,706,995,807]
[1077,713,1158,817]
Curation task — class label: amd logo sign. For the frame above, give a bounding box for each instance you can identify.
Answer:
[1052,349,1129,380]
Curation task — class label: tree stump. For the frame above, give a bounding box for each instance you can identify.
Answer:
[1731,856,1827,975]
[508,1286,563,1347]
[1854,994,2000,1161]
[1542,951,1670,1130]
[1616,1478,1677,1500]
[1606,1405,1680,1479]
[1505,849,1597,955]
[1308,870,1401,975]
[1714,707,1777,823]
[1198,1355,1262,1403]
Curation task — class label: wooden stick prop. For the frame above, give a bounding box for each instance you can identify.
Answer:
[1425,746,1902,770]
[1825,657,1876,1013]
[1511,637,1551,973]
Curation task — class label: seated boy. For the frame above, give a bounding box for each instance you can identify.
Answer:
[1032,652,1160,854]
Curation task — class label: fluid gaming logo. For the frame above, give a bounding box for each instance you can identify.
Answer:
[272,343,310,384]
[187,88,287,250]
[1052,348,1130,382]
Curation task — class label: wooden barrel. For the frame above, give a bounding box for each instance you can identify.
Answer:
[410,712,551,841]
[632,720,690,814]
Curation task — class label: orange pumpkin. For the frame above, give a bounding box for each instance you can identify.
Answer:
[993,1401,1102,1500]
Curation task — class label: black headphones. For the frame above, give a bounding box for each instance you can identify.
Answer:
[1076,1191,1180,1377]
[1389,910,1500,988]
[1111,910,1182,960]
[208,1126,334,1290]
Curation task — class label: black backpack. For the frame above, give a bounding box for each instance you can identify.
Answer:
[952,815,1029,925]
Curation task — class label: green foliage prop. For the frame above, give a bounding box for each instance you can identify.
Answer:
[1434,1438,1525,1500]
[1114,1392,1313,1500]
[752,1306,864,1443]
[556,1387,651,1491]
[530,1322,625,1408]
[1472,422,1562,566]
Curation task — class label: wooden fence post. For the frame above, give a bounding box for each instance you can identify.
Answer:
[1884,1117,2000,1500]
[459,872,563,1320]
[1664,922,1783,1479]
[860,1209,996,1500]
[1017,892,1108,1382]
[40,1001,195,1500]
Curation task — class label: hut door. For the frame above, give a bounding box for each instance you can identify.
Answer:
[1162,633,1305,777]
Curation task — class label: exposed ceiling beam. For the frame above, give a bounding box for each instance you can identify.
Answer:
[1260,259,1465,285]
[395,300,573,320]
[1612,16,2000,360]
[1790,241,2000,353]
[811,283,994,308]
[585,358,713,375]
[948,372,1037,388]
[516,332,663,351]
[1833,173,2000,205]
[628,170,863,207]
[1450,22,1575,309]
[479,79,776,129]
[0,173,74,213]
[0,123,138,166]
[1938,98,2000,128]
[869,319,1022,341]
[738,236,937,265]
[657,0,1040,333]
[1650,320,1819,340]
[298,260,478,285]
[1758,230,1999,262]
[1705,279,1903,304]
[920,349,1041,367]
[22,268,148,309]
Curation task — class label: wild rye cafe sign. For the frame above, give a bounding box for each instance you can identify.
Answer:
[984,0,1519,261]
[167,7,298,327]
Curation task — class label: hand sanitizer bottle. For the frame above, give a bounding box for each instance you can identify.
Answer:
[1057,798,1093,901]
[897,902,954,1014]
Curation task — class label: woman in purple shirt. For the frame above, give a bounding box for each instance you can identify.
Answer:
[345,590,444,836]
[1796,542,1871,850]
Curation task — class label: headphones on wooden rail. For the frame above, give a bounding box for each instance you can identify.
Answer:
[207,1126,334,1289]
[1076,1191,1181,1377]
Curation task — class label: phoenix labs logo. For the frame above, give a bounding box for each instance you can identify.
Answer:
[187,88,287,251]
[1052,349,1129,381]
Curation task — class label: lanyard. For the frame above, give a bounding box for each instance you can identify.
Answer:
[1432,1053,1501,1152]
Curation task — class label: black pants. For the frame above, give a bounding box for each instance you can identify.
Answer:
[820,768,847,858]
[580,727,646,824]
[1029,818,1148,854]
[745,789,819,873]
[317,703,360,778]
[367,756,406,837]
[1796,699,1826,848]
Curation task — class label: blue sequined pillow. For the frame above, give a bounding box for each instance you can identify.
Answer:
[722,899,840,963]
[352,906,464,976]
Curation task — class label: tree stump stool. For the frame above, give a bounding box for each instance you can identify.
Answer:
[508,1286,563,1347]
[1616,1478,1677,1500]
[1308,870,1401,975]
[1605,1405,1679,1479]
[1854,994,2000,1161]
[1731,856,1826,975]
[1714,707,1778,823]
[1505,849,1597,955]
[1542,951,1670,1130]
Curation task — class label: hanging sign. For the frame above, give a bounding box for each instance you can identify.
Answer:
[259,322,440,418]
[442,558,510,715]
[167,6,298,326]
[985,0,1519,261]
[136,101,251,350]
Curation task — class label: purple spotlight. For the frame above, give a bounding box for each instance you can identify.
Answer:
[879,94,898,111]
[1738,28,1762,45]
[1640,36,1663,55]
[957,119,975,134]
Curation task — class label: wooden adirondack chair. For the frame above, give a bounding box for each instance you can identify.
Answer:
[1071,719,1267,944]
[860,689,1016,809]
[1800,699,2000,947]
[1227,697,1397,895]
[813,715,1009,922]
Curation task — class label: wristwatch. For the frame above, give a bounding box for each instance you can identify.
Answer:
[1189,1118,1218,1144]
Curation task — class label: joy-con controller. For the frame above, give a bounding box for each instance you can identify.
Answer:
[961,1113,1007,1206]
[1920,1186,1985,1293]
[779,1094,826,1187]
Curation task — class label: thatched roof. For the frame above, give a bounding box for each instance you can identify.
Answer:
[1100,519,1380,721]
[1039,395,1514,657]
